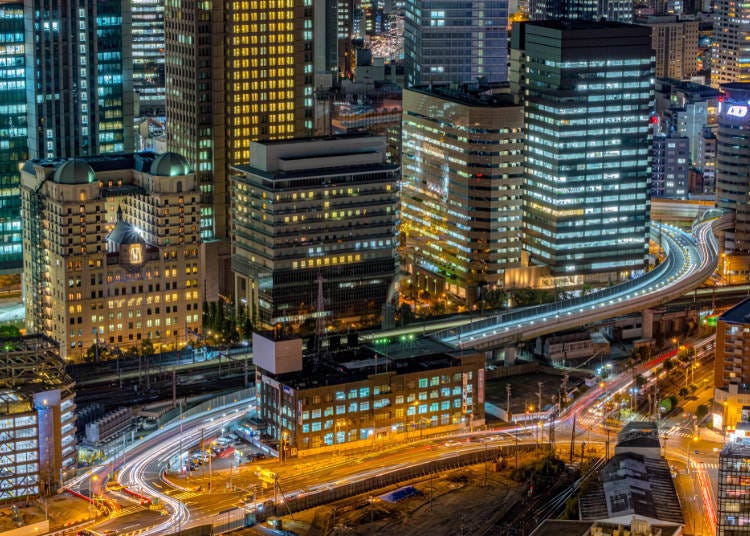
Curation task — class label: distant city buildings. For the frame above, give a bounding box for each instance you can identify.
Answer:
[230,135,399,330]
[640,16,699,80]
[21,152,202,360]
[0,335,76,499]
[712,0,750,87]
[512,21,654,282]
[403,0,509,86]
[529,0,633,22]
[401,85,523,307]
[652,135,689,198]
[253,332,485,455]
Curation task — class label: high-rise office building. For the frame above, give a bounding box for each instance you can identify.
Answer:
[716,83,750,254]
[529,0,633,23]
[403,0,508,86]
[132,0,165,115]
[26,0,134,159]
[651,134,689,198]
[512,21,654,280]
[640,16,699,80]
[165,0,313,298]
[230,135,399,329]
[697,127,716,194]
[20,152,202,360]
[0,1,26,272]
[401,86,524,306]
[712,0,750,87]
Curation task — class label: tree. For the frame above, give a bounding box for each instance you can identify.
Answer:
[141,339,155,356]
[679,387,689,398]
[397,303,415,326]
[663,359,674,372]
[696,404,708,421]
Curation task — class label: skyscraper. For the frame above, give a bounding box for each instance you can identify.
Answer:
[641,16,699,80]
[165,0,313,298]
[712,0,750,87]
[131,0,165,115]
[0,1,26,272]
[401,86,524,307]
[512,21,654,280]
[403,0,508,86]
[651,134,689,198]
[25,0,134,160]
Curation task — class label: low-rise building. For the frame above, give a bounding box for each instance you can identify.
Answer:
[253,332,485,457]
[578,421,683,526]
[712,298,750,431]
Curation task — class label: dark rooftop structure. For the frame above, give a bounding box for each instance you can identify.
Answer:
[616,422,662,453]
[531,520,682,536]
[263,335,476,391]
[718,297,750,325]
[408,83,516,107]
[578,452,683,525]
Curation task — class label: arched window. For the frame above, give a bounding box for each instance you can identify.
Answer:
[79,190,86,202]
[176,181,183,193]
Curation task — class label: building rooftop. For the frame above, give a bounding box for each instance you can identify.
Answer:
[260,336,480,391]
[21,151,186,177]
[407,84,516,107]
[579,452,683,524]
[529,20,647,31]
[657,78,720,98]
[718,297,750,325]
[232,161,398,182]
[531,520,681,536]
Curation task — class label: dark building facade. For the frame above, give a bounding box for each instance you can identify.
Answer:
[231,135,399,330]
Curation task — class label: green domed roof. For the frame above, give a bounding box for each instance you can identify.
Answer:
[149,152,191,177]
[52,159,96,185]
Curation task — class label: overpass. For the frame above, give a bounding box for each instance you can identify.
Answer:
[431,216,730,352]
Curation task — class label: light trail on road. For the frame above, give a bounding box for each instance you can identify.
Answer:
[115,402,254,535]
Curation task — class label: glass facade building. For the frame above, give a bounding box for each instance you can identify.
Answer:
[26,0,133,160]
[404,0,509,86]
[401,86,523,306]
[0,1,26,272]
[716,83,750,255]
[131,0,165,115]
[512,21,654,280]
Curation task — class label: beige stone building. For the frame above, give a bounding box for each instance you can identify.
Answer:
[21,152,202,361]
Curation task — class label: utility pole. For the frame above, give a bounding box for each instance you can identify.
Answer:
[569,413,576,464]
[506,383,511,419]
[537,382,543,412]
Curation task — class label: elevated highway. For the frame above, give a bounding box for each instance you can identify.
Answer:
[433,216,730,352]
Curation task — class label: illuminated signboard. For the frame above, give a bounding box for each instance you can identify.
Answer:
[726,105,749,118]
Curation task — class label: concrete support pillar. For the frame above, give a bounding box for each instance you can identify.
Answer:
[504,347,516,366]
[642,309,654,339]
